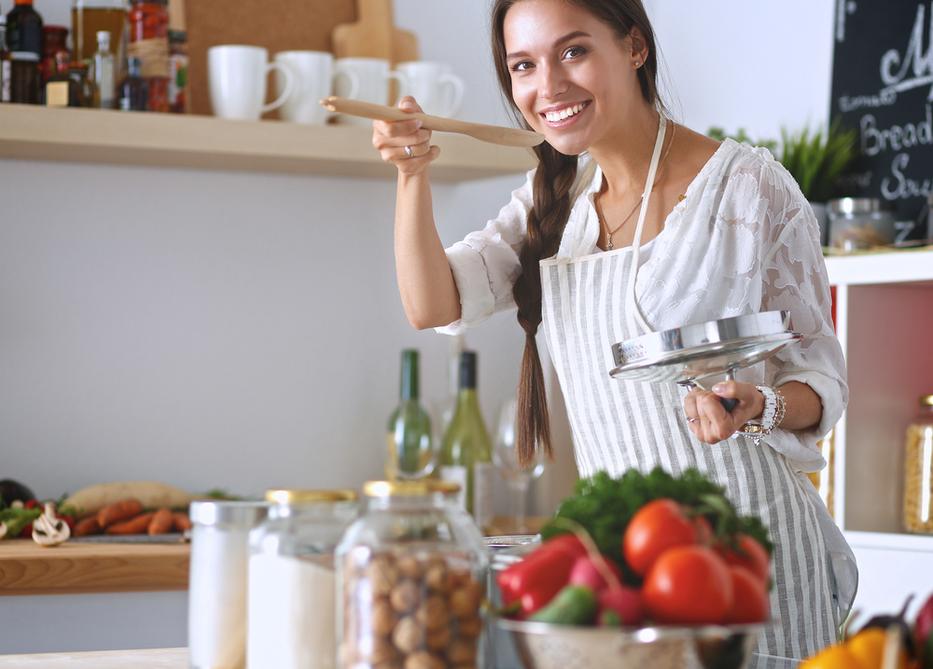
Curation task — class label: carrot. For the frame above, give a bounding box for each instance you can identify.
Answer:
[74,516,102,536]
[148,508,174,535]
[97,498,144,528]
[172,512,192,532]
[106,512,156,535]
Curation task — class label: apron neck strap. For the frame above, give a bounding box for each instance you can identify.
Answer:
[627,112,667,334]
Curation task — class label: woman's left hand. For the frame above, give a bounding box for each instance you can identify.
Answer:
[683,381,765,444]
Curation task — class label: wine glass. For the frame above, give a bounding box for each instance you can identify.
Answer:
[492,397,545,535]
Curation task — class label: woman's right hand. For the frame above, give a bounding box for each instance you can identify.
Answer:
[372,96,440,176]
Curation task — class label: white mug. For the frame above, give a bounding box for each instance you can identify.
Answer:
[274,50,359,125]
[333,57,403,126]
[396,61,465,117]
[208,45,294,121]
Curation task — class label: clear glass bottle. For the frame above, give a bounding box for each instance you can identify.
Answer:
[386,349,434,481]
[248,489,359,669]
[439,350,494,530]
[92,29,114,108]
[336,480,488,669]
[903,394,933,534]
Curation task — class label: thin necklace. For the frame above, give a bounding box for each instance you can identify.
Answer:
[598,121,676,250]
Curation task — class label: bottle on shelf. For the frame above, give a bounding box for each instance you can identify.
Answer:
[439,350,494,530]
[40,24,67,88]
[72,0,128,84]
[67,60,94,107]
[5,0,43,58]
[385,349,434,481]
[166,0,186,113]
[44,50,70,107]
[0,15,10,103]
[92,29,114,108]
[903,394,933,535]
[118,54,146,111]
[9,49,39,103]
[127,0,168,112]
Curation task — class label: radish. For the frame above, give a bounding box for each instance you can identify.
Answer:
[598,586,644,626]
[568,554,623,592]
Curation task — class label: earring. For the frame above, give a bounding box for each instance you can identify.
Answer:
[634,60,642,68]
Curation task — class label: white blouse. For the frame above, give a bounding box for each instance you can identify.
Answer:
[437,139,848,473]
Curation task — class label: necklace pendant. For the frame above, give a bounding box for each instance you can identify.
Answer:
[606,237,613,251]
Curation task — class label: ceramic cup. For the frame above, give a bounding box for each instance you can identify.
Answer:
[396,61,465,117]
[274,50,359,124]
[208,44,294,121]
[333,57,403,125]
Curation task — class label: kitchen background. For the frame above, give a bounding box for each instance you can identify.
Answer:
[1,0,838,654]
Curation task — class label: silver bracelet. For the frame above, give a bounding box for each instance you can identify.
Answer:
[738,385,786,445]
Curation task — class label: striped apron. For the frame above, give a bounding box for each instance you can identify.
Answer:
[539,248,838,658]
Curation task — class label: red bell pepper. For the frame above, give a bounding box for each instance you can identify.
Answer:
[497,534,586,615]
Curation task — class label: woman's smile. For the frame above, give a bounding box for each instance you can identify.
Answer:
[539,100,593,127]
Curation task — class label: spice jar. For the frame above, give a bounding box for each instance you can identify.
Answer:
[336,480,489,669]
[40,24,67,84]
[828,197,897,252]
[247,489,359,669]
[904,394,933,534]
[127,0,168,112]
[188,500,269,669]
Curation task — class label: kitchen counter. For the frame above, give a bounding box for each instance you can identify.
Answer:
[0,539,188,595]
[0,647,799,668]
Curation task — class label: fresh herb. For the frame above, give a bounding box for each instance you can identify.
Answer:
[0,507,42,538]
[540,467,773,584]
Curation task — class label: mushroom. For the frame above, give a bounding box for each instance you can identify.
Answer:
[32,503,71,547]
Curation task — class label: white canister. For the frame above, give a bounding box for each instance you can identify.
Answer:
[188,500,270,669]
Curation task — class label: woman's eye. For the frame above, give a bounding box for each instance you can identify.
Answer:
[511,60,533,72]
[562,46,586,60]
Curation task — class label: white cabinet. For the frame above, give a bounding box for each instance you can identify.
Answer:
[826,249,933,618]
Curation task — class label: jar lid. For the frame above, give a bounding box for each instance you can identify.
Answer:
[427,480,461,496]
[828,197,881,215]
[363,480,433,498]
[189,500,269,526]
[265,489,358,504]
[921,395,933,407]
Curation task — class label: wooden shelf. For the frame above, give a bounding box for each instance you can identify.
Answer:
[0,104,535,182]
[0,647,186,668]
[0,539,189,596]
[825,247,933,286]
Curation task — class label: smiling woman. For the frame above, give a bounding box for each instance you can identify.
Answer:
[370,0,855,660]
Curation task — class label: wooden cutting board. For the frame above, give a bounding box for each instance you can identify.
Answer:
[332,0,419,65]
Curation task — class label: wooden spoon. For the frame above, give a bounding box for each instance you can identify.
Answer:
[320,97,545,148]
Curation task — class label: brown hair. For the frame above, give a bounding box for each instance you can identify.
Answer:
[490,0,663,465]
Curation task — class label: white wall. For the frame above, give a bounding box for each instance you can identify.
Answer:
[0,0,835,655]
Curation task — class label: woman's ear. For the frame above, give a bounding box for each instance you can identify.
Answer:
[628,26,649,66]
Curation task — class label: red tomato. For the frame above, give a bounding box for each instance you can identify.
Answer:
[693,516,714,546]
[715,534,770,586]
[643,545,733,625]
[725,566,769,624]
[623,499,700,576]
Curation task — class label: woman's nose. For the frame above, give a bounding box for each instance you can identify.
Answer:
[539,63,569,99]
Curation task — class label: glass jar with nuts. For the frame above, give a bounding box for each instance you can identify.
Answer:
[336,480,489,669]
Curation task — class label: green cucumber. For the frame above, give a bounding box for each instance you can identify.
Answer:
[529,585,597,625]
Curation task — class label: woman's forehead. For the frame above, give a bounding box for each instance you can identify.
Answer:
[503,0,617,53]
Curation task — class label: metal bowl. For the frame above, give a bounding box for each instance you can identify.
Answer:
[491,617,763,669]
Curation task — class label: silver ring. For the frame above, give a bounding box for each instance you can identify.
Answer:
[686,417,698,423]
[404,145,414,158]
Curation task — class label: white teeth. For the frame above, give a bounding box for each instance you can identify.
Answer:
[544,103,586,123]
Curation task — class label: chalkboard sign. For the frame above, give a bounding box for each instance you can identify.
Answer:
[830,0,932,238]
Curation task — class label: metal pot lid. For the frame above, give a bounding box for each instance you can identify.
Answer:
[609,311,800,385]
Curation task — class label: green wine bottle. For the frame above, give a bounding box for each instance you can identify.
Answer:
[439,350,493,529]
[386,349,434,480]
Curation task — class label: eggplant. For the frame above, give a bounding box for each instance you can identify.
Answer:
[0,479,36,507]
[859,594,916,658]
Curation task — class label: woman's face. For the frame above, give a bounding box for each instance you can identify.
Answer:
[503,0,644,155]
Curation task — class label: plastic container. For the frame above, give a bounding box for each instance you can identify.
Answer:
[903,394,933,534]
[188,499,269,669]
[247,489,359,669]
[336,480,489,669]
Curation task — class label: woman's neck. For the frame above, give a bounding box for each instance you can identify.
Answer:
[588,104,664,197]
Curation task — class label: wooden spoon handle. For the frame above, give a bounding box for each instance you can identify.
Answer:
[320,97,544,148]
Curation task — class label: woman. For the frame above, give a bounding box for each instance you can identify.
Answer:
[372,0,855,657]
